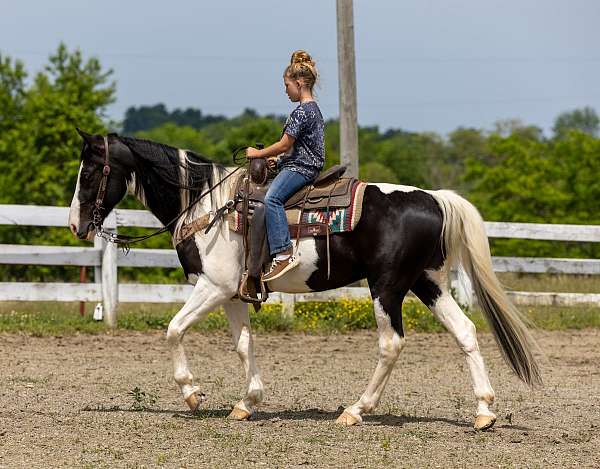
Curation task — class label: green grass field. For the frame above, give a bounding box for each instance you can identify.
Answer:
[0,297,598,336]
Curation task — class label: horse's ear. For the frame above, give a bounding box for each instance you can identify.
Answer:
[76,128,104,154]
[76,127,94,143]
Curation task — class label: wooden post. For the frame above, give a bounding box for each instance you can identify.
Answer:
[336,0,359,178]
[281,293,295,318]
[79,266,86,316]
[93,236,103,284]
[100,212,118,328]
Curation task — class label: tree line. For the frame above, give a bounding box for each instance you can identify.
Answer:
[1,44,598,281]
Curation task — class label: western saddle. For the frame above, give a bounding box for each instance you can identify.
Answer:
[174,156,359,310]
[234,157,357,308]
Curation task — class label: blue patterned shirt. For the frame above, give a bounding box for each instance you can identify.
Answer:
[280,101,325,180]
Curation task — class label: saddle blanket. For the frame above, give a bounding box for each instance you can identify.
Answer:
[228,181,367,237]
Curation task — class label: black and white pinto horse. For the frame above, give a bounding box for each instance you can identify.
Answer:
[69,131,541,430]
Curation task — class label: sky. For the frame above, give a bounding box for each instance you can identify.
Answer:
[1,0,599,136]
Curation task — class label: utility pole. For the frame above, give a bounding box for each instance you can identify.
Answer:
[336,0,359,178]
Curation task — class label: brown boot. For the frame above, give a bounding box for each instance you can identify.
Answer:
[262,254,300,282]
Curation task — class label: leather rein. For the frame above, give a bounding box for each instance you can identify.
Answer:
[91,136,244,250]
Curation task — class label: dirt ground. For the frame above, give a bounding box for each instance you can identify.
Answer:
[0,329,599,468]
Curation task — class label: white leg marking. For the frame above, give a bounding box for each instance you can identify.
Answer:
[166,275,231,401]
[224,301,264,415]
[426,269,496,419]
[344,298,405,421]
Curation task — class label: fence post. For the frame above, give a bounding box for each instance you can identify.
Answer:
[101,212,118,328]
[281,293,295,318]
[94,236,103,285]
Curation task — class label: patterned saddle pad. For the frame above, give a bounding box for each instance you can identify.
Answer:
[228,180,367,237]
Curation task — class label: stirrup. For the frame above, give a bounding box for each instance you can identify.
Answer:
[238,271,267,304]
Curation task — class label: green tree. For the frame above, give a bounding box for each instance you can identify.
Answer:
[493,118,543,141]
[123,103,226,133]
[444,127,487,191]
[359,161,397,183]
[0,55,27,130]
[135,123,218,159]
[463,131,600,258]
[0,43,114,207]
[553,107,599,139]
[0,44,115,280]
[373,131,442,188]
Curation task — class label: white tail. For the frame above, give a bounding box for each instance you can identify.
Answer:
[428,190,542,386]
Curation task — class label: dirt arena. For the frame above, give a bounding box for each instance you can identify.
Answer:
[1,329,599,468]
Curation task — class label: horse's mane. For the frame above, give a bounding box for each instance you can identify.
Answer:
[117,135,220,191]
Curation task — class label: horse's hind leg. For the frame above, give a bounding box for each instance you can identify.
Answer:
[337,288,406,426]
[223,301,264,420]
[166,275,232,412]
[412,269,497,430]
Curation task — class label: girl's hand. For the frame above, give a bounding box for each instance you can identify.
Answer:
[246,147,261,159]
[267,156,278,170]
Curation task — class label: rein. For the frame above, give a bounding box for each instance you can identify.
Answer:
[92,138,245,250]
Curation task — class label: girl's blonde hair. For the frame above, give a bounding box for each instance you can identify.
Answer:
[284,50,318,91]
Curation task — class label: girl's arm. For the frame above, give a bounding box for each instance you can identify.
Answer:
[247,134,295,159]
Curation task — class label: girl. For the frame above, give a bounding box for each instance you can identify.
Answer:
[246,50,325,282]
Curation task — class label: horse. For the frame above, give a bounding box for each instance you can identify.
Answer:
[68,129,541,430]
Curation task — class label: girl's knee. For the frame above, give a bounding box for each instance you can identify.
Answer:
[264,192,284,206]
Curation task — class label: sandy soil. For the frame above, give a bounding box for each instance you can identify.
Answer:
[0,329,599,468]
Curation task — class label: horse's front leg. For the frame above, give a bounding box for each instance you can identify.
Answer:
[223,301,264,420]
[166,275,232,412]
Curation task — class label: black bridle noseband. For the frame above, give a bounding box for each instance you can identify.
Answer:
[90,136,245,250]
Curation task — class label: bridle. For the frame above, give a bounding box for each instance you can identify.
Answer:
[90,136,245,250]
[91,136,111,231]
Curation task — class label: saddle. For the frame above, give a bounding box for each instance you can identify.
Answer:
[174,158,366,309]
[234,158,361,307]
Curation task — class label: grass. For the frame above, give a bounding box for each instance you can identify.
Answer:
[497,272,600,294]
[0,297,599,336]
[128,386,159,411]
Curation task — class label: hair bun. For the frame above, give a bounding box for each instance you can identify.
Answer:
[285,50,318,90]
[291,50,314,67]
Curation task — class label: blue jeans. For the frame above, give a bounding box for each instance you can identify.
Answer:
[265,169,312,256]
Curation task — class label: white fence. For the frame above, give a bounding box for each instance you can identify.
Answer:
[0,204,599,327]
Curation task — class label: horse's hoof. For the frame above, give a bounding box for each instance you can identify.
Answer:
[336,410,362,426]
[185,392,206,414]
[474,414,496,431]
[228,406,253,421]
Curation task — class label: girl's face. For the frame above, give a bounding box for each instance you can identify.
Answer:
[284,75,302,102]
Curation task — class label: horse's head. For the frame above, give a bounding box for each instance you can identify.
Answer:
[69,129,135,240]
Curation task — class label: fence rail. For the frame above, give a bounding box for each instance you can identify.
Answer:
[1,204,599,327]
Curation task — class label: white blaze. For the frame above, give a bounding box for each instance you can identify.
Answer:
[68,162,83,233]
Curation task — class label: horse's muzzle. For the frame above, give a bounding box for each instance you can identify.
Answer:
[71,223,95,241]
